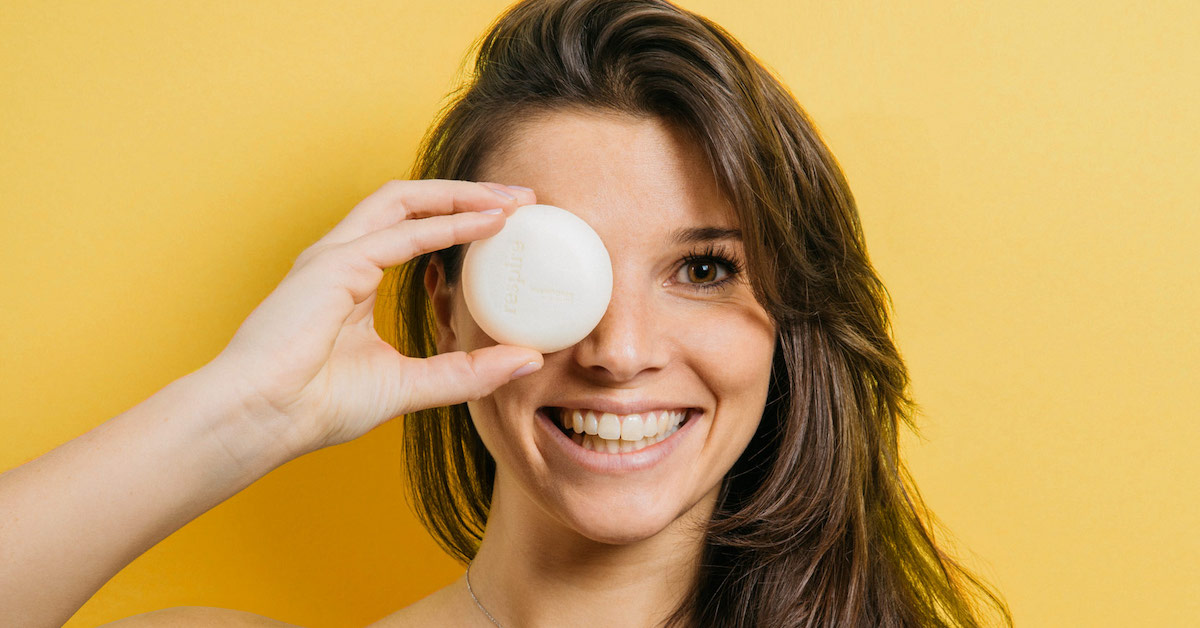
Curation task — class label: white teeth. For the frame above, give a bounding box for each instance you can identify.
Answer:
[641,411,659,437]
[558,408,688,435]
[555,407,692,454]
[620,415,643,441]
[598,413,621,440]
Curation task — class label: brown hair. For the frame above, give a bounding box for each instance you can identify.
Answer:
[388,0,1012,625]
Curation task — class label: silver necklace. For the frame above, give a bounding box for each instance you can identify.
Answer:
[465,560,504,627]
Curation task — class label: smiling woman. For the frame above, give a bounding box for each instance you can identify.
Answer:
[387,1,1013,626]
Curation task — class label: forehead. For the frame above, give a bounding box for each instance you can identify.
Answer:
[478,110,737,234]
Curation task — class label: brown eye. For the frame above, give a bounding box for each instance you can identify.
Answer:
[687,261,718,283]
[677,258,730,286]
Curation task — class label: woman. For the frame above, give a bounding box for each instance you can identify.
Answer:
[2,0,1011,626]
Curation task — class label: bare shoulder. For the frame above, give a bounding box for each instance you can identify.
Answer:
[366,576,473,628]
[98,606,302,627]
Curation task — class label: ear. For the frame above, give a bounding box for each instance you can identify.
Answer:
[423,256,458,354]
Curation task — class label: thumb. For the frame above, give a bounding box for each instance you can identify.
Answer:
[401,344,543,413]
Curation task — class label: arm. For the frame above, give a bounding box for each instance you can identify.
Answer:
[0,180,540,628]
[97,605,302,627]
[0,363,297,628]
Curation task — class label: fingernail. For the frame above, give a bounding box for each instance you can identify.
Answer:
[510,361,542,380]
[506,185,533,192]
[480,208,504,215]
[481,183,517,200]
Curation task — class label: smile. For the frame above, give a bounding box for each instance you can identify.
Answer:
[542,407,693,453]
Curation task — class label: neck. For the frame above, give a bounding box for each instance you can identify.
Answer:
[466,474,717,628]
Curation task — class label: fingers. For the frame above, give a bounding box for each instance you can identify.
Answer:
[400,345,544,412]
[287,179,537,304]
[316,179,537,249]
[321,210,509,304]
[359,209,509,267]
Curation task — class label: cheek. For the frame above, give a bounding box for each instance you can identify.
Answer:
[466,387,527,444]
[681,303,775,392]
[465,374,546,472]
[679,303,776,463]
[465,396,527,485]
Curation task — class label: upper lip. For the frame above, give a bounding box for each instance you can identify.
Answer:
[542,398,698,416]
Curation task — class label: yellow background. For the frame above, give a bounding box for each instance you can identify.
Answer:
[2,1,1196,626]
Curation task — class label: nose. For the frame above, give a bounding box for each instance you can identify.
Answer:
[570,278,669,383]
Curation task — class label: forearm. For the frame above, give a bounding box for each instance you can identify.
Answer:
[0,364,301,628]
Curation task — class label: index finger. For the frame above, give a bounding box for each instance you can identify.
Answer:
[318,179,532,248]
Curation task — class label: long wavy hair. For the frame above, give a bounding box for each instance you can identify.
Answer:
[387,0,1012,625]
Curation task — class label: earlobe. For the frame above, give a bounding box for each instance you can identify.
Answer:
[423,256,458,354]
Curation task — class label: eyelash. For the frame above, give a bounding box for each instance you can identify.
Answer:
[678,244,744,292]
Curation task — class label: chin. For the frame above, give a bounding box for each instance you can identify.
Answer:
[555,490,692,545]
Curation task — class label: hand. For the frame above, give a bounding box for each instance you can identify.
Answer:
[207,179,543,458]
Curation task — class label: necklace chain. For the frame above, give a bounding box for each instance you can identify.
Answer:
[465,560,504,627]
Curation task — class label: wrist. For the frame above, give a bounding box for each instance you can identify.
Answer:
[174,360,311,477]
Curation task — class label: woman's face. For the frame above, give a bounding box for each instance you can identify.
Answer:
[428,110,776,544]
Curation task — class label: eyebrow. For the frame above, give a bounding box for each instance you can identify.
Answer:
[669,227,743,245]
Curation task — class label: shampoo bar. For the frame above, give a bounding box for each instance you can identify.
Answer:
[462,204,613,353]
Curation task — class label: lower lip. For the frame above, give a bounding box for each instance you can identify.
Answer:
[534,408,701,474]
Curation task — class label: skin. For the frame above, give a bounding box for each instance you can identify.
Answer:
[376,110,776,627]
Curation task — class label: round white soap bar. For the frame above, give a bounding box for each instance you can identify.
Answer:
[461,204,613,353]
